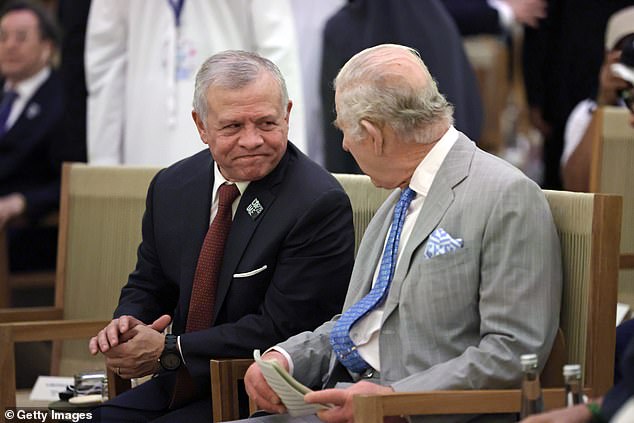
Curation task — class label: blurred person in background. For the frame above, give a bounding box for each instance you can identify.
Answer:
[522,0,634,189]
[320,0,483,174]
[56,0,91,164]
[561,6,634,192]
[443,0,547,36]
[289,0,345,166]
[85,0,306,166]
[0,0,62,272]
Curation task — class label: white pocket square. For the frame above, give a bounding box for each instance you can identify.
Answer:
[424,228,463,258]
[233,265,268,278]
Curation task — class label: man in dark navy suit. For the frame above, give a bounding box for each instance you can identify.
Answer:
[89,50,355,421]
[0,0,63,280]
[0,0,62,233]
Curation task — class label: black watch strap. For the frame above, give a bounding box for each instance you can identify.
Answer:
[159,334,182,371]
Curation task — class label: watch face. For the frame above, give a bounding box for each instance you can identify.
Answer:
[161,353,181,370]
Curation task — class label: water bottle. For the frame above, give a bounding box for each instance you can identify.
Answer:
[563,364,584,406]
[519,353,544,419]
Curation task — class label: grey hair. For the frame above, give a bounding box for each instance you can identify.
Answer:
[193,50,289,122]
[334,44,454,144]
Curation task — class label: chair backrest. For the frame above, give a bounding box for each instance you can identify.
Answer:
[55,163,161,375]
[589,106,634,307]
[543,190,621,397]
[332,173,391,255]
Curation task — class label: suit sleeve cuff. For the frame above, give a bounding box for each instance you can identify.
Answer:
[266,346,294,376]
[177,335,187,366]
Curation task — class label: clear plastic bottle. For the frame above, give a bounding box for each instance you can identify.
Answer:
[519,353,544,419]
[563,364,584,406]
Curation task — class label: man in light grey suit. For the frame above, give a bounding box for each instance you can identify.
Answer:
[242,44,563,423]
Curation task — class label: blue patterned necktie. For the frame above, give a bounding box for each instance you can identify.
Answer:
[330,187,416,373]
[0,90,17,138]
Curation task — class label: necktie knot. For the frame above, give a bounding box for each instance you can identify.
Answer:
[399,187,415,205]
[218,183,240,208]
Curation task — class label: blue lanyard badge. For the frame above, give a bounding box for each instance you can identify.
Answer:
[168,0,185,27]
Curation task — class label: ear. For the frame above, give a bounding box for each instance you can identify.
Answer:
[284,100,292,123]
[40,42,52,64]
[360,119,384,155]
[192,111,208,145]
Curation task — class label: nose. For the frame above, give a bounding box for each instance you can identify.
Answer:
[239,125,264,149]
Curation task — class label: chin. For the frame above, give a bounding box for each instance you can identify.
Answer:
[230,168,270,182]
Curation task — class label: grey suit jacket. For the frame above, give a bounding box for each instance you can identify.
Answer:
[278,133,562,421]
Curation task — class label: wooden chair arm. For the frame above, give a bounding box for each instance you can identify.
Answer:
[0,319,108,342]
[210,358,256,422]
[107,367,132,400]
[0,319,109,410]
[353,388,588,423]
[0,306,63,323]
[621,253,634,269]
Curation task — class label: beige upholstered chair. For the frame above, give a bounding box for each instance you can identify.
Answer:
[0,163,161,410]
[589,106,634,307]
[331,173,391,256]
[353,190,621,422]
[209,173,391,421]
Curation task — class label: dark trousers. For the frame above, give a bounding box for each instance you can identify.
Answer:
[92,374,211,422]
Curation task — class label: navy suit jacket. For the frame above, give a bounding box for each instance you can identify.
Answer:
[114,143,355,393]
[0,71,64,220]
[442,0,502,36]
[320,0,483,173]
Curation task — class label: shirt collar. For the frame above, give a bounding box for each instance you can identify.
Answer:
[5,66,50,100]
[409,126,458,197]
[212,162,249,198]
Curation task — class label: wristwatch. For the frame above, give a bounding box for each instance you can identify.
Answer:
[159,334,182,371]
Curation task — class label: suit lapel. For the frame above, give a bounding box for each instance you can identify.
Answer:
[0,77,48,150]
[382,135,475,319]
[179,156,215,320]
[212,148,291,322]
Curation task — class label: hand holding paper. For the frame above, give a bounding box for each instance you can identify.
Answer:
[253,350,333,417]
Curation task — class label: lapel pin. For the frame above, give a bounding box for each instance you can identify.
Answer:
[246,198,264,219]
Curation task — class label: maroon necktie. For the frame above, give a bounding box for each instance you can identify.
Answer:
[171,182,240,408]
[186,182,240,332]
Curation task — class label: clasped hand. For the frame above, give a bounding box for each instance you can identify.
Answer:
[88,314,171,379]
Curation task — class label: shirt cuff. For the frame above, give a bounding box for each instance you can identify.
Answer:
[266,346,294,376]
[488,0,514,30]
[176,335,187,366]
